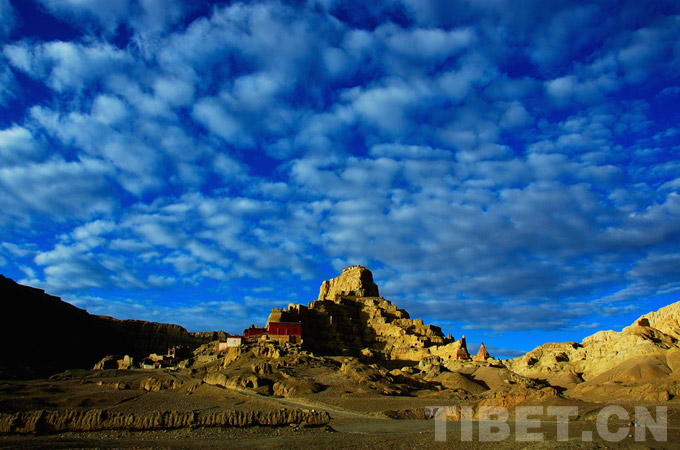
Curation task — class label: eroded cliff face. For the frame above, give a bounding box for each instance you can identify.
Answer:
[267,267,471,363]
[0,408,330,434]
[0,275,213,377]
[317,265,380,300]
[94,317,205,358]
[637,301,680,340]
[506,319,679,381]
[505,310,680,401]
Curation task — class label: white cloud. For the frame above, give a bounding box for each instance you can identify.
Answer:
[614,20,680,83]
[2,0,680,338]
[192,97,247,145]
[436,68,476,102]
[3,44,41,76]
[100,139,163,195]
[0,158,114,222]
[660,178,680,192]
[163,252,200,275]
[213,153,248,181]
[499,101,533,129]
[345,78,430,135]
[381,24,476,63]
[545,75,576,103]
[0,126,43,164]
[72,220,116,245]
[28,98,189,196]
[132,218,185,248]
[152,76,195,107]
[322,47,351,78]
[106,75,176,119]
[231,71,287,111]
[1,242,35,258]
[131,0,188,43]
[66,293,258,333]
[369,143,451,160]
[92,94,129,125]
[146,274,177,287]
[281,121,680,329]
[5,41,131,93]
[34,244,116,292]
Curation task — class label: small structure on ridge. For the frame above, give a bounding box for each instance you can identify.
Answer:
[473,342,491,361]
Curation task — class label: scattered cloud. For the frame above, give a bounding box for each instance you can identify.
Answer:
[2,0,680,355]
[0,125,43,164]
[0,158,115,223]
[4,40,132,93]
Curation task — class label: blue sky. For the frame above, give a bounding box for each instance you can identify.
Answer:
[1,0,680,358]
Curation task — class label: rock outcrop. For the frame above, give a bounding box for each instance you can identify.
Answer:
[317,265,379,300]
[0,275,215,377]
[93,355,134,370]
[505,308,680,399]
[635,303,680,340]
[204,340,436,398]
[262,266,470,363]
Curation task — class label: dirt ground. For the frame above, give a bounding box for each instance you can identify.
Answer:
[1,416,679,450]
[0,369,678,449]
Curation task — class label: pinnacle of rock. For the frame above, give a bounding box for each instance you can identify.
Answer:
[317,265,380,300]
[473,342,491,361]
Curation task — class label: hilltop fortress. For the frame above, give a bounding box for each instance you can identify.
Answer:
[255,266,481,364]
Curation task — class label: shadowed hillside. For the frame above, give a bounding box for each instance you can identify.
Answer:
[0,275,214,378]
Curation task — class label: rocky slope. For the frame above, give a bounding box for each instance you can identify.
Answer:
[0,275,214,377]
[198,338,557,415]
[506,307,680,401]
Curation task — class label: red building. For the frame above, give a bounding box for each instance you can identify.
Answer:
[267,321,301,343]
[242,322,302,344]
[243,325,266,340]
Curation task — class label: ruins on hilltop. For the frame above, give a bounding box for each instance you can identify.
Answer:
[243,321,302,345]
[251,265,483,364]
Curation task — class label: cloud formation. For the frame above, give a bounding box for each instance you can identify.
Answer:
[1,0,680,353]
